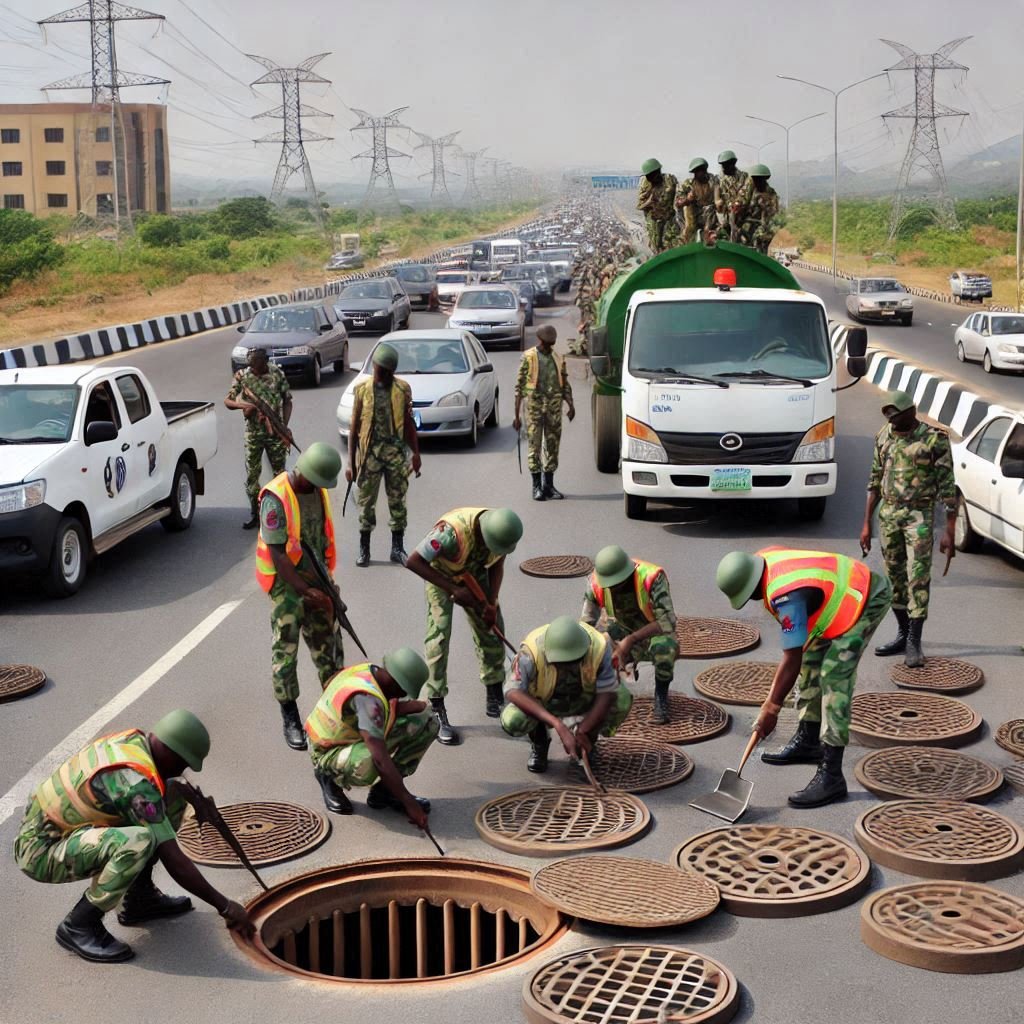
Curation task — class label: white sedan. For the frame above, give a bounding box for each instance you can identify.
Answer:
[336,329,498,449]
[953,409,1024,559]
[954,312,1024,374]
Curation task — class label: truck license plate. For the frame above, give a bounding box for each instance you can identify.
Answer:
[710,467,752,493]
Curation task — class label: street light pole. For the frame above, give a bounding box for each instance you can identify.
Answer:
[726,139,776,162]
[745,111,826,210]
[1016,111,1023,313]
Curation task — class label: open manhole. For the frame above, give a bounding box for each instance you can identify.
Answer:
[854,746,1003,802]
[890,657,984,695]
[520,555,595,579]
[563,735,694,794]
[617,693,730,746]
[1005,761,1024,795]
[693,661,793,707]
[849,692,982,748]
[995,719,1024,758]
[0,665,46,704]
[675,617,760,659]
[861,882,1024,974]
[236,858,569,984]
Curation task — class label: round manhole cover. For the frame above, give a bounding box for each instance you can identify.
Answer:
[890,657,984,695]
[850,692,982,748]
[520,556,595,579]
[676,617,760,659]
[617,693,730,746]
[855,800,1024,881]
[854,746,1003,802]
[475,787,650,857]
[693,661,791,707]
[861,882,1024,973]
[564,735,694,794]
[523,944,740,1024]
[177,801,331,868]
[675,825,870,917]
[0,665,46,704]
[1005,761,1024,795]
[530,856,720,929]
[995,719,1024,758]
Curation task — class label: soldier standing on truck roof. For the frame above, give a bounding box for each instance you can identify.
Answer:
[736,165,782,254]
[636,159,679,254]
[715,150,750,243]
[676,158,719,245]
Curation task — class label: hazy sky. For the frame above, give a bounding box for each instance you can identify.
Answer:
[2,0,1022,187]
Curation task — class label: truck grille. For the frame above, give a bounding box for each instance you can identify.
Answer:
[657,431,804,465]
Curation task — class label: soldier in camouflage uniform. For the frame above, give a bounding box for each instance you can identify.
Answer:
[861,390,957,668]
[714,150,750,243]
[225,348,293,530]
[717,547,891,808]
[636,158,680,254]
[736,165,782,253]
[676,158,719,244]
[347,343,421,568]
[513,325,575,501]
[14,710,253,963]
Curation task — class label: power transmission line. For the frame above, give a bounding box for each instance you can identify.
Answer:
[350,106,409,211]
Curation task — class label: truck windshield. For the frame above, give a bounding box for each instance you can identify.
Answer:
[628,300,831,381]
[0,385,79,443]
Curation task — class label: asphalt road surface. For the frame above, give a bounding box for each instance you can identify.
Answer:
[1,290,1022,1024]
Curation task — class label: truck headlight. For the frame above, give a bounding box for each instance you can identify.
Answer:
[231,346,250,360]
[437,391,467,408]
[793,418,835,463]
[625,416,667,463]
[0,479,46,515]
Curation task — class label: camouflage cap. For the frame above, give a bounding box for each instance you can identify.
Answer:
[717,149,738,164]
[881,390,915,415]
[749,163,772,178]
[688,157,709,172]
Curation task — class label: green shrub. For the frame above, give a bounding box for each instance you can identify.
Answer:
[204,236,231,261]
[138,215,183,247]
[212,197,278,239]
[0,210,64,292]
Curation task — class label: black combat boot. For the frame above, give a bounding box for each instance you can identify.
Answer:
[904,619,925,668]
[788,745,848,808]
[390,531,407,565]
[117,858,193,926]
[242,504,258,530]
[430,697,461,745]
[652,679,672,725]
[874,608,910,656]
[485,683,504,718]
[542,472,565,499]
[356,531,371,568]
[532,472,546,501]
[56,894,134,963]
[280,700,307,751]
[366,782,431,813]
[315,771,353,815]
[527,722,550,773]
[761,720,822,765]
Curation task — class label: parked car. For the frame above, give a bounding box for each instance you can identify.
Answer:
[500,263,556,307]
[955,312,1024,374]
[446,284,526,350]
[845,277,914,326]
[232,303,348,387]
[390,264,439,310]
[509,279,536,326]
[435,269,480,314]
[325,250,364,271]
[334,279,412,335]
[336,329,498,448]
[953,410,1024,560]
[950,270,992,304]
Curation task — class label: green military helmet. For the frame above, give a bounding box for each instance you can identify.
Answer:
[383,647,429,698]
[689,157,709,172]
[641,158,662,175]
[717,149,738,164]
[594,544,635,588]
[881,389,915,415]
[152,709,210,772]
[716,551,766,610]
[479,508,523,555]
[373,343,399,370]
[544,616,591,663]
[296,441,342,489]
[749,163,772,179]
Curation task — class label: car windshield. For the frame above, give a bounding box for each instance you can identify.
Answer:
[436,272,468,284]
[992,316,1024,335]
[249,308,317,332]
[341,282,390,300]
[0,385,79,443]
[458,290,516,309]
[862,280,901,292]
[374,341,469,374]
[628,300,831,380]
[501,268,530,280]
[396,267,430,283]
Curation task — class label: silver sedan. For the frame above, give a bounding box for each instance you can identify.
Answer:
[845,277,914,326]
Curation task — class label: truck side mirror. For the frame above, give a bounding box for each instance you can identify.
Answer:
[85,421,118,446]
[589,326,608,357]
[845,325,867,358]
[846,355,867,378]
[590,354,611,377]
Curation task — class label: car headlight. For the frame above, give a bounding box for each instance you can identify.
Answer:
[497,320,520,327]
[447,318,464,327]
[231,345,250,360]
[859,300,876,309]
[997,343,1017,354]
[437,391,468,408]
[900,298,913,307]
[289,346,312,356]
[0,479,46,515]
[793,417,835,463]
[376,308,392,316]
[625,416,667,463]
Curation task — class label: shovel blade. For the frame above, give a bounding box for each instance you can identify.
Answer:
[689,769,753,823]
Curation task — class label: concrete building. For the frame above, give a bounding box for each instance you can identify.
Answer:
[0,103,169,217]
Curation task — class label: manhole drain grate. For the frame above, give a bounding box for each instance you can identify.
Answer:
[617,693,730,746]
[850,692,981,748]
[890,657,984,695]
[475,787,650,856]
[177,801,330,868]
[530,856,720,929]
[995,719,1024,758]
[693,661,790,707]
[861,882,1024,973]
[855,800,1024,881]
[675,825,870,918]
[1005,761,1024,795]
[523,944,740,1024]
[520,556,595,579]
[675,617,760,659]
[854,746,1003,802]
[564,735,694,794]
[0,665,46,704]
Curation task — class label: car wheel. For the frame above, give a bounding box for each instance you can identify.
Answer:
[306,356,322,387]
[43,516,88,598]
[333,344,348,375]
[485,389,499,428]
[162,461,196,532]
[983,350,993,373]
[462,407,479,448]
[624,493,647,520]
[797,496,827,522]
[955,494,983,553]
[957,341,966,363]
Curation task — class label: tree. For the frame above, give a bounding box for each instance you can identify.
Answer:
[212,197,278,239]
[0,210,64,293]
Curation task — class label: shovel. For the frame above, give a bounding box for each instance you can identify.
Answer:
[689,730,760,823]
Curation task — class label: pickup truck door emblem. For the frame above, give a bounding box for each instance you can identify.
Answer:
[148,444,157,475]
[115,457,127,493]
[720,433,743,451]
[104,458,114,498]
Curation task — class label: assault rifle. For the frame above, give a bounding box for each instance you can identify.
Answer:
[300,539,368,658]
[241,384,300,453]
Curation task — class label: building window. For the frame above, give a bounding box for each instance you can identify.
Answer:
[3,194,25,209]
[95,126,111,143]
[44,128,64,143]
[45,161,66,176]
[97,193,114,215]
[2,161,22,176]
[96,160,112,177]
[1,129,20,144]
[47,194,68,208]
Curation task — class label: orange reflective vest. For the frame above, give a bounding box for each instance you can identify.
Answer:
[305,665,395,748]
[520,622,608,704]
[430,507,495,577]
[255,472,336,593]
[589,559,665,624]
[522,346,565,394]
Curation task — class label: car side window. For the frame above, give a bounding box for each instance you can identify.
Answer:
[84,381,122,432]
[470,337,487,363]
[1000,424,1024,474]
[968,417,1012,463]
[965,314,977,331]
[979,316,989,335]
[115,374,151,424]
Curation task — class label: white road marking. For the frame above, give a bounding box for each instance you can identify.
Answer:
[0,598,243,827]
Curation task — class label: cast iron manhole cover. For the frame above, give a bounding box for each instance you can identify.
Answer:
[855,800,1024,881]
[675,825,870,918]
[693,661,790,706]
[890,657,984,695]
[861,882,1024,973]
[676,617,760,659]
[475,787,650,857]
[177,801,331,868]
[520,556,595,579]
[617,694,730,746]
[1005,761,1024,795]
[531,856,720,929]
[995,719,1024,758]
[564,735,694,794]
[854,746,1003,802]
[850,692,982,748]
[0,664,46,703]
[523,944,741,1024]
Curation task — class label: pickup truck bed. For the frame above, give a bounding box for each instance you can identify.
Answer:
[161,400,215,424]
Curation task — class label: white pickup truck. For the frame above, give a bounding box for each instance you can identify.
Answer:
[0,365,217,596]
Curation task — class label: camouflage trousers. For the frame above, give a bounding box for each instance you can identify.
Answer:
[681,205,717,245]
[795,572,891,747]
[605,620,677,684]
[879,504,934,619]
[357,442,409,533]
[270,578,343,703]
[245,427,287,512]
[424,579,506,698]
[646,216,680,254]
[309,712,439,789]
[737,220,775,254]
[526,394,564,473]
[500,682,634,737]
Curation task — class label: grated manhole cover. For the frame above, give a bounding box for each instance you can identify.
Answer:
[564,735,694,794]
[855,800,1024,881]
[850,692,982,748]
[177,801,331,868]
[531,856,720,929]
[520,556,595,579]
[675,825,870,918]
[693,661,792,707]
[1005,761,1024,795]
[617,694,730,746]
[475,787,650,857]
[861,882,1024,973]
[0,664,46,704]
[854,746,1003,802]
[523,944,740,1024]
[675,617,760,659]
[890,657,984,695]
[995,719,1024,758]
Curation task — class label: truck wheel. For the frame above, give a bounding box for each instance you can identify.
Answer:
[162,462,196,532]
[44,516,87,598]
[797,496,827,522]
[955,495,982,553]
[594,393,620,474]
[624,493,647,520]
